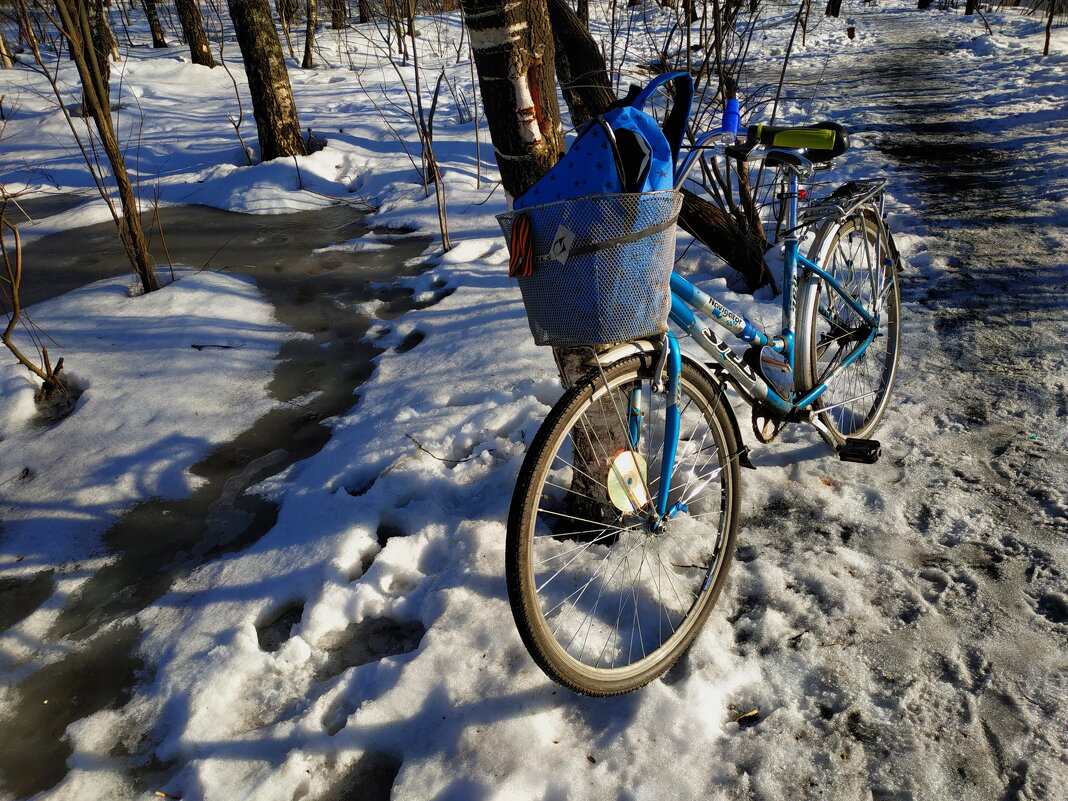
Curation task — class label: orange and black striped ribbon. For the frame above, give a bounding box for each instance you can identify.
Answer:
[508,213,535,278]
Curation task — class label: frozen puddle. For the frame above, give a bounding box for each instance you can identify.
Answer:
[1,204,442,797]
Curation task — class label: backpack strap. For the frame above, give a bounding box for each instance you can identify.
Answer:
[631,71,693,166]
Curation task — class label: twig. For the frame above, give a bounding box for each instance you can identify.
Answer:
[406,433,474,465]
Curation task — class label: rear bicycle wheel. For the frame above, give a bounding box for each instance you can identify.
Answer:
[795,208,902,443]
[506,355,741,696]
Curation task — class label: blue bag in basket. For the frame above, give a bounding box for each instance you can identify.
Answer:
[513,71,693,208]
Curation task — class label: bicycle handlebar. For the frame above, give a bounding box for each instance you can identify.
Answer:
[673,118,850,188]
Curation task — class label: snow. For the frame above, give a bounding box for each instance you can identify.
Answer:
[0,270,291,565]
[1,3,1067,801]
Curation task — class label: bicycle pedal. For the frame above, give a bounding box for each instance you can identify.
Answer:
[837,438,881,464]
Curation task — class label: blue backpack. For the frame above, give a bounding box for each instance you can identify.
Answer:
[512,72,694,210]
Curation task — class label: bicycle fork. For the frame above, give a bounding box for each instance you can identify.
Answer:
[633,333,684,529]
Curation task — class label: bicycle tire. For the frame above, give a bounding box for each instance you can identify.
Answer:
[507,355,741,696]
[795,208,902,444]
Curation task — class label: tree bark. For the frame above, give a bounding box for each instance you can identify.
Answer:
[54,0,159,293]
[228,0,308,161]
[576,0,589,26]
[681,0,699,25]
[330,0,346,28]
[546,0,614,128]
[302,0,316,68]
[175,0,216,67]
[0,31,14,68]
[1044,0,1055,55]
[357,0,372,23]
[142,0,168,48]
[277,0,298,57]
[678,189,772,292]
[459,0,564,199]
[87,0,110,95]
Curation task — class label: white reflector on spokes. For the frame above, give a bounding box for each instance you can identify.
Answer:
[607,450,650,512]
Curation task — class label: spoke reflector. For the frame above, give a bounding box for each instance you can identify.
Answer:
[607,450,650,512]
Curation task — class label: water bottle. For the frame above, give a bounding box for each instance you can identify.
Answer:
[720,98,741,144]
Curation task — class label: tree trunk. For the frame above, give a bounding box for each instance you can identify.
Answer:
[302,0,316,68]
[459,0,564,200]
[546,0,615,128]
[824,0,842,16]
[576,0,589,26]
[964,0,978,14]
[1044,0,1055,56]
[682,0,699,25]
[678,190,771,292]
[228,0,308,161]
[330,0,346,28]
[13,1,40,57]
[54,0,159,294]
[175,0,216,67]
[0,32,13,68]
[357,0,372,22]
[461,0,620,496]
[277,0,298,57]
[142,0,168,47]
[83,0,110,110]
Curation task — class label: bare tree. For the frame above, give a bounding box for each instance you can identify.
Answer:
[461,0,621,498]
[277,0,299,57]
[51,0,160,293]
[142,0,169,48]
[330,0,347,28]
[458,0,564,199]
[1,31,14,67]
[546,0,613,127]
[1043,0,1060,55]
[227,0,308,160]
[175,0,216,66]
[302,0,316,68]
[1,196,71,406]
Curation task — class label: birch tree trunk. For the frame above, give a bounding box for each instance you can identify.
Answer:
[0,32,13,68]
[458,0,564,199]
[227,0,308,160]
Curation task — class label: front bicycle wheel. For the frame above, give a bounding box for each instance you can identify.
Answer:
[507,355,741,696]
[795,208,902,444]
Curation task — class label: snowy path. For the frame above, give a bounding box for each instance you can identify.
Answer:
[718,9,1068,797]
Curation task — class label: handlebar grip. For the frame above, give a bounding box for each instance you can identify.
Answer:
[747,122,849,159]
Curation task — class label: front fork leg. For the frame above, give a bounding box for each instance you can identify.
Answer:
[656,333,683,523]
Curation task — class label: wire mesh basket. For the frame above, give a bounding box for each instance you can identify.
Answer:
[497,191,682,347]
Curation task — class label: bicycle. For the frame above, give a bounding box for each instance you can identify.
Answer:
[500,115,902,696]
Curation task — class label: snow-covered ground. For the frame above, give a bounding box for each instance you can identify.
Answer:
[1,3,1066,800]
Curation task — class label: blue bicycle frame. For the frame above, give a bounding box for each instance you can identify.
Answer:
[639,137,886,521]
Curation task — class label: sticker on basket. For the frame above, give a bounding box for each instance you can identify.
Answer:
[547,225,575,265]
